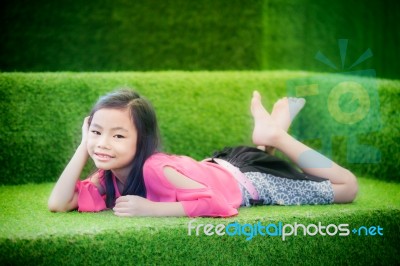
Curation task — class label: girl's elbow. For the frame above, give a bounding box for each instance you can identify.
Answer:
[47,200,70,212]
[48,192,78,212]
[48,201,62,212]
[48,202,61,212]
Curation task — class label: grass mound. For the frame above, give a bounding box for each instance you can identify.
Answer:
[1,177,399,265]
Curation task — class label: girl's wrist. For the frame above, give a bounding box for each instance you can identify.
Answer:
[77,143,89,156]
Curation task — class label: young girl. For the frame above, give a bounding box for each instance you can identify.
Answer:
[48,89,358,217]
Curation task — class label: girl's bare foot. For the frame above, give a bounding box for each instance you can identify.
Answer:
[271,97,306,132]
[262,97,306,154]
[251,91,283,147]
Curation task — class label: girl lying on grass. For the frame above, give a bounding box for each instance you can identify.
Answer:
[48,89,358,217]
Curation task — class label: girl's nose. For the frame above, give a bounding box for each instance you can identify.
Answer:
[97,136,111,149]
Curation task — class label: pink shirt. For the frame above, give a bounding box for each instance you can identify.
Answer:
[75,153,242,217]
[75,170,121,212]
[143,153,242,217]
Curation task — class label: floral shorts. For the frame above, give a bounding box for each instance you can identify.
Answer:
[239,172,335,207]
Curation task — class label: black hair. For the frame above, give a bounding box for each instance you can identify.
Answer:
[88,89,160,208]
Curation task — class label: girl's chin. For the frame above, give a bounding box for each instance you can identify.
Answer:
[97,166,112,170]
[93,162,112,170]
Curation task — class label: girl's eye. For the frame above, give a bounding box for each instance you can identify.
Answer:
[115,135,125,139]
[91,130,101,135]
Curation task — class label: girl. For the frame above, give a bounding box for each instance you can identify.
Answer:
[48,89,358,217]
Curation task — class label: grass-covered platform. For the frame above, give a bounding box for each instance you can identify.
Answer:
[1,178,399,265]
[1,71,399,265]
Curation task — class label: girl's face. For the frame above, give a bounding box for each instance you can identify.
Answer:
[87,108,138,179]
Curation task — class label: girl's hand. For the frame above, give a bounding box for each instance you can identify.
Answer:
[113,195,154,217]
[81,116,90,146]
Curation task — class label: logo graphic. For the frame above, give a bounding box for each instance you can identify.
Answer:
[287,39,381,165]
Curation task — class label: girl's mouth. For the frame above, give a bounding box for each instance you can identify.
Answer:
[94,152,115,161]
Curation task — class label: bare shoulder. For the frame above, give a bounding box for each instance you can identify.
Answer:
[163,166,206,189]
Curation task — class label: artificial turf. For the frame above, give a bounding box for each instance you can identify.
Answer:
[1,177,399,265]
[2,1,399,80]
[1,71,399,185]
[1,71,399,265]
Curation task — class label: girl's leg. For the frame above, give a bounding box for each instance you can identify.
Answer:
[251,91,358,203]
[260,97,306,155]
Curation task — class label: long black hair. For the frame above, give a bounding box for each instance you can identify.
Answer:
[88,89,160,208]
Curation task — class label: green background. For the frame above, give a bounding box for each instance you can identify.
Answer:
[1,0,399,79]
[1,72,398,185]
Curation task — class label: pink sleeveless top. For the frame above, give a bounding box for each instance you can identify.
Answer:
[75,170,121,212]
[143,153,242,217]
[75,153,242,217]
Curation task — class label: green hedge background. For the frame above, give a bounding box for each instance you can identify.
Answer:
[262,0,400,79]
[1,0,399,79]
[0,71,399,185]
[0,0,263,71]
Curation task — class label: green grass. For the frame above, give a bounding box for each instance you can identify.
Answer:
[262,0,400,79]
[1,177,399,265]
[1,0,399,79]
[0,0,263,71]
[0,71,399,264]
[1,71,399,185]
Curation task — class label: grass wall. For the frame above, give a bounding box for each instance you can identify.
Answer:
[1,0,398,79]
[0,0,263,71]
[0,71,399,186]
[262,0,400,79]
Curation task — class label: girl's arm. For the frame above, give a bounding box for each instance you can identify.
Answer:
[113,196,186,217]
[113,166,198,217]
[48,117,90,212]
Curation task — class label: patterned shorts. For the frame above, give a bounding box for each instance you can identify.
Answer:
[239,172,335,207]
